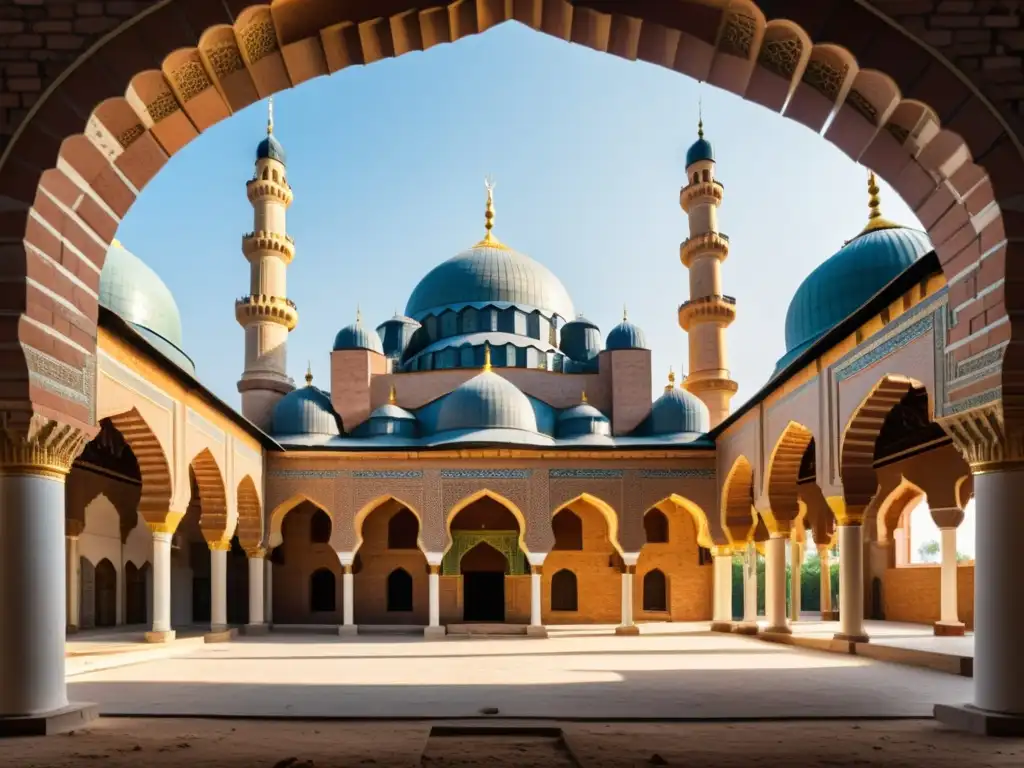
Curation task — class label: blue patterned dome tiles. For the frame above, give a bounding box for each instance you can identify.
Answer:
[334,320,385,354]
[559,315,603,362]
[434,370,540,435]
[606,318,648,351]
[638,387,710,436]
[271,386,341,437]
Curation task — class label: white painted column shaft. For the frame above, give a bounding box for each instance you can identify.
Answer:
[836,524,868,642]
[210,546,227,630]
[530,569,542,627]
[819,545,833,616]
[790,540,803,621]
[248,555,265,625]
[66,535,80,630]
[342,569,354,626]
[939,527,960,626]
[973,468,1024,714]
[264,558,273,625]
[428,570,440,627]
[151,531,173,634]
[743,542,758,622]
[712,553,732,623]
[620,572,634,626]
[0,473,70,716]
[764,535,789,633]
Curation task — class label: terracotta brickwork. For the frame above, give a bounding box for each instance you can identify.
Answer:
[883,563,975,629]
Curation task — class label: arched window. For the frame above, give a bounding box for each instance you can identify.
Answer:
[261,167,269,180]
[310,509,332,544]
[387,568,413,612]
[551,569,578,611]
[272,169,279,182]
[701,169,710,182]
[387,508,419,549]
[644,509,669,544]
[643,569,667,612]
[552,510,583,551]
[310,568,336,612]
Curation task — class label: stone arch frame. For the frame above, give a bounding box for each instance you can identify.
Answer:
[765,421,815,534]
[267,492,332,548]
[841,374,929,513]
[551,493,622,555]
[647,494,714,550]
[353,495,426,554]
[720,455,756,545]
[104,408,172,528]
[874,475,926,544]
[235,474,263,549]
[189,447,230,544]
[445,488,530,556]
[0,2,1019,455]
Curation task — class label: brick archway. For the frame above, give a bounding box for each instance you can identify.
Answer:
[0,0,1020,443]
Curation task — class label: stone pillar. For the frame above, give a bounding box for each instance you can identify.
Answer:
[264,556,273,625]
[336,551,356,636]
[66,531,81,633]
[734,541,759,634]
[789,539,803,622]
[424,552,445,638]
[711,547,733,632]
[930,506,966,636]
[146,529,175,643]
[936,462,1024,735]
[209,542,229,633]
[818,545,834,620]
[764,534,789,634]
[526,553,547,638]
[615,553,640,635]
[247,547,266,632]
[834,523,869,644]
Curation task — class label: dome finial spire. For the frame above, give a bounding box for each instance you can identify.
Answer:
[483,341,492,372]
[267,95,274,136]
[474,177,509,250]
[665,366,676,393]
[389,383,397,404]
[305,361,313,387]
[859,169,897,234]
[623,304,628,322]
[581,389,588,404]
[356,304,362,325]
[697,95,704,139]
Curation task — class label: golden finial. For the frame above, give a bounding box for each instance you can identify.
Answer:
[483,342,492,372]
[473,177,509,250]
[388,383,397,404]
[623,304,628,322]
[859,169,897,234]
[355,305,362,325]
[267,95,274,136]
[697,96,704,140]
[665,366,676,393]
[305,361,313,387]
[581,390,588,404]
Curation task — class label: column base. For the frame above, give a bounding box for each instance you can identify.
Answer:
[0,702,99,738]
[614,625,640,636]
[821,610,839,621]
[526,625,548,638]
[423,625,446,639]
[732,622,759,635]
[833,632,869,644]
[242,623,270,636]
[935,703,1024,737]
[204,627,238,643]
[66,625,79,635]
[710,621,734,633]
[934,621,966,637]
[144,629,176,643]
[763,624,792,636]
[337,624,358,636]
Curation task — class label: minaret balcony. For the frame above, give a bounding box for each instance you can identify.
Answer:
[246,178,293,206]
[677,294,737,331]
[235,294,298,331]
[684,373,739,396]
[242,231,295,264]
[679,180,724,212]
[679,232,729,268]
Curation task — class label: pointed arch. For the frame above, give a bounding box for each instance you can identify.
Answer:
[236,474,263,548]
[765,421,815,527]
[353,495,423,553]
[268,493,332,548]
[106,409,172,524]
[720,455,755,544]
[446,489,529,555]
[649,494,713,549]
[190,448,229,543]
[875,475,926,543]
[552,493,622,554]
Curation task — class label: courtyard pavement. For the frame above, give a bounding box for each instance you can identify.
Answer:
[67,626,973,721]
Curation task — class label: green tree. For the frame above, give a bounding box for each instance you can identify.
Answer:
[918,540,940,563]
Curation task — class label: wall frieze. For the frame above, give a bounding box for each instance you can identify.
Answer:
[352,469,423,479]
[440,468,531,479]
[268,469,343,479]
[26,347,95,418]
[834,313,934,383]
[640,468,715,479]
[549,468,623,479]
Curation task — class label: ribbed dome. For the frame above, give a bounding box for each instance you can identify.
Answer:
[367,400,417,438]
[606,317,648,351]
[559,315,602,363]
[405,243,575,320]
[435,371,538,434]
[334,317,385,354]
[272,386,341,436]
[376,314,420,359]
[779,225,932,371]
[257,134,286,164]
[644,387,710,435]
[557,400,611,438]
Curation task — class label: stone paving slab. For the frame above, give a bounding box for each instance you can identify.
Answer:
[67,631,972,720]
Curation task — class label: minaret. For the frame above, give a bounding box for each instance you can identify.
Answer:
[236,97,298,430]
[677,109,738,428]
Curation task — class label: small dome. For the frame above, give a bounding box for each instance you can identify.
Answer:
[367,399,418,438]
[644,387,710,436]
[559,315,602,363]
[686,137,714,167]
[435,370,538,434]
[557,399,611,438]
[606,315,648,351]
[376,314,421,360]
[257,134,286,164]
[334,313,385,354]
[271,386,341,436]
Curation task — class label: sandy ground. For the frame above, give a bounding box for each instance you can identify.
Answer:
[3,718,1024,767]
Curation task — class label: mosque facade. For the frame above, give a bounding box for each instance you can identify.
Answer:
[66,103,971,644]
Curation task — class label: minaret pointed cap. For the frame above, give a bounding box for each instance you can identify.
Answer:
[697,96,704,139]
[267,95,274,136]
[859,169,897,235]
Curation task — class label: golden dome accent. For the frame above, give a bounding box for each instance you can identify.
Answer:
[665,366,676,393]
[305,362,313,387]
[388,384,397,404]
[483,341,492,372]
[581,390,588,404]
[472,177,510,250]
[859,171,898,235]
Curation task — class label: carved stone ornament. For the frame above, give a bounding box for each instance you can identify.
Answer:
[0,413,88,480]
[938,401,1024,474]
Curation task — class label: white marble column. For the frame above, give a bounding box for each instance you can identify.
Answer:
[818,545,834,619]
[147,529,175,642]
[937,527,964,633]
[764,534,790,634]
[336,551,356,636]
[425,552,445,638]
[615,553,640,635]
[711,548,733,631]
[247,549,265,629]
[526,553,547,637]
[834,523,869,643]
[0,471,71,718]
[209,542,228,632]
[735,541,758,633]
[66,534,81,633]
[264,556,273,625]
[789,539,803,622]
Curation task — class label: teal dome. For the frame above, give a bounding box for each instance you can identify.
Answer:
[272,385,340,436]
[435,370,538,434]
[367,400,417,438]
[257,134,286,164]
[557,400,610,438]
[606,317,648,350]
[686,137,714,167]
[405,242,575,321]
[559,315,602,363]
[778,223,932,371]
[376,314,420,360]
[642,387,709,436]
[100,241,194,373]
[334,317,385,354]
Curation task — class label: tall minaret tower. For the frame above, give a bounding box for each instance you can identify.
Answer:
[236,97,298,430]
[677,110,738,428]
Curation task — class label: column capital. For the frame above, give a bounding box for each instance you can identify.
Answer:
[827,495,864,526]
[930,506,965,529]
[530,564,543,575]
[939,402,1024,475]
[0,414,89,480]
[428,564,440,576]
[145,511,185,535]
[209,540,232,552]
[66,519,85,538]
[711,545,733,558]
[244,545,267,559]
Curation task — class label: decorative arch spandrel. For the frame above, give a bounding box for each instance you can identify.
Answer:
[441,473,533,555]
[348,473,427,553]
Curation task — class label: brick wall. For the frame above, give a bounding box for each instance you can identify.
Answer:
[882,564,975,629]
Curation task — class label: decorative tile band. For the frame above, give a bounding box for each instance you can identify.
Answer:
[641,468,716,479]
[835,314,933,383]
[268,469,343,479]
[549,469,623,479]
[440,469,531,479]
[947,387,1000,414]
[352,470,423,479]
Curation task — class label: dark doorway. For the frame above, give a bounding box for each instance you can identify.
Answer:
[310,568,336,612]
[463,572,505,622]
[124,562,147,624]
[94,558,117,627]
[387,568,413,612]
